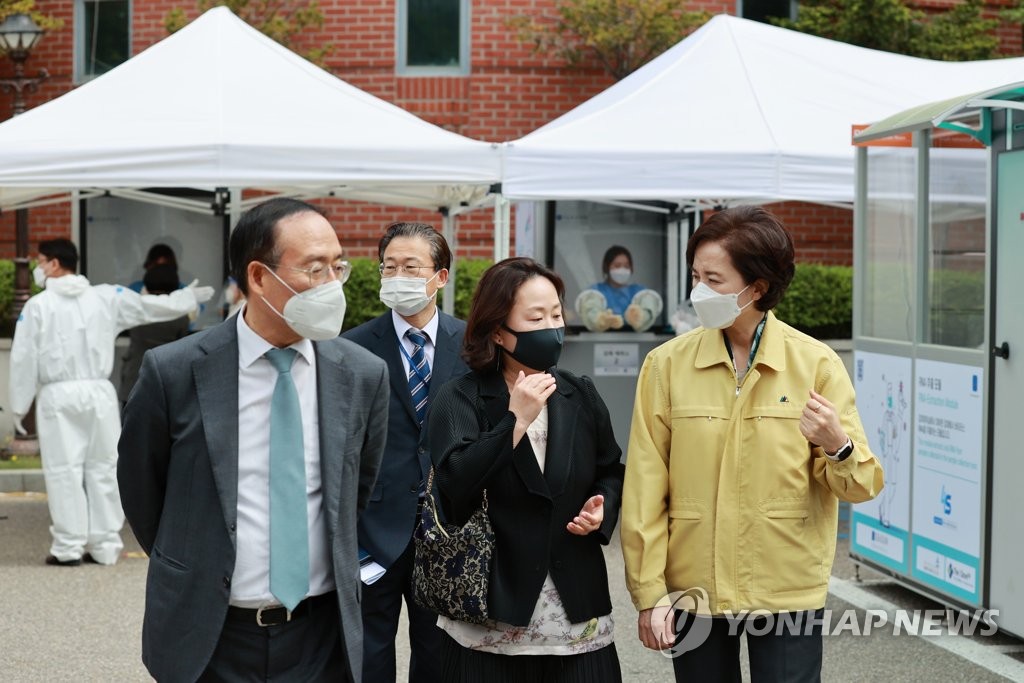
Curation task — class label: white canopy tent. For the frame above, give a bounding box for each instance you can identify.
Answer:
[0,7,501,218]
[502,14,1024,208]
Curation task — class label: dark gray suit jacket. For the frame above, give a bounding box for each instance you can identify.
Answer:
[117,316,388,683]
[343,310,467,569]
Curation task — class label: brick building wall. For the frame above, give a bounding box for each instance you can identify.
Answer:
[0,0,1018,265]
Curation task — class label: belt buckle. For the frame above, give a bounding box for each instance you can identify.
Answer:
[256,604,291,627]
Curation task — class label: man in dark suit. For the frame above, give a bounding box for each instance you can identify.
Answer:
[118,198,388,683]
[343,222,468,683]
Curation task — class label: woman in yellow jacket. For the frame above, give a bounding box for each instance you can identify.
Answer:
[621,206,883,682]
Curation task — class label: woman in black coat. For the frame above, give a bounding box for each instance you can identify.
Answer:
[428,257,624,682]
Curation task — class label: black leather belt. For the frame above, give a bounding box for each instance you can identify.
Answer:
[227,591,336,627]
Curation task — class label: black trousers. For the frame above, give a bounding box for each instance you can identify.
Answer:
[361,533,442,683]
[671,609,824,683]
[440,631,622,683]
[198,595,347,683]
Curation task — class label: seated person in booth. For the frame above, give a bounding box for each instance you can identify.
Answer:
[575,245,663,332]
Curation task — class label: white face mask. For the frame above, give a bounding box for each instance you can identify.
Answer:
[690,282,753,330]
[380,272,439,317]
[260,265,347,341]
[32,265,47,288]
[609,267,632,285]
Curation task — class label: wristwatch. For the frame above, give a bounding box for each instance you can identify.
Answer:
[825,438,854,462]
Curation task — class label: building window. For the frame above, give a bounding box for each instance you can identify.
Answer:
[75,0,131,82]
[397,0,469,75]
[738,0,795,23]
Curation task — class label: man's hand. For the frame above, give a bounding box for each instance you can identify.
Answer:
[186,279,215,305]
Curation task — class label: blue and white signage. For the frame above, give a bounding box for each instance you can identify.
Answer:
[852,351,913,573]
[910,359,984,605]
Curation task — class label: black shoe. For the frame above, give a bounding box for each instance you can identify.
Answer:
[45,554,82,567]
[82,553,100,565]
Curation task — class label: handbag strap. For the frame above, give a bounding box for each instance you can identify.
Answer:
[425,465,488,512]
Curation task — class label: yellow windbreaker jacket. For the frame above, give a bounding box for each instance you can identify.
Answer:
[621,312,883,615]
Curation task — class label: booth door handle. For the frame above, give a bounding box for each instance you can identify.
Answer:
[993,341,1010,359]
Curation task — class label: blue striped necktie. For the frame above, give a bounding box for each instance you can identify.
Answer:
[264,347,309,611]
[406,329,432,426]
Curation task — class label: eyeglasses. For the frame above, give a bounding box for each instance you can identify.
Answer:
[267,260,351,287]
[379,263,434,277]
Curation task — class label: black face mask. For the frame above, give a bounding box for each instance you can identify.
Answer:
[501,324,565,371]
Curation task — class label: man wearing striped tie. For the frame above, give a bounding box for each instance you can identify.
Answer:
[343,222,468,683]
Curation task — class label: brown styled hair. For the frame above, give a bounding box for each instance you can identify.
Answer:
[685,206,795,311]
[462,257,565,372]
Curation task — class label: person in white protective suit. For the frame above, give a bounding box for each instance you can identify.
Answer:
[8,238,215,567]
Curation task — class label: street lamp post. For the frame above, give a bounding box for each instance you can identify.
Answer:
[0,13,46,446]
[0,12,48,327]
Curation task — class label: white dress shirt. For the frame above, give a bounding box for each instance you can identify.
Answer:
[230,309,333,606]
[391,308,439,377]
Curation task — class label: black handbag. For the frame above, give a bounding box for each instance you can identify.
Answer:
[412,466,494,624]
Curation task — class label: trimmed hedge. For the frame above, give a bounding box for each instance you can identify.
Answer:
[0,258,860,340]
[341,258,493,331]
[774,263,853,339]
[928,268,984,348]
[0,260,41,338]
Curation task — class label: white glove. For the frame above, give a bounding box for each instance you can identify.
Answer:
[626,289,664,332]
[187,279,216,305]
[575,290,613,332]
[13,414,26,436]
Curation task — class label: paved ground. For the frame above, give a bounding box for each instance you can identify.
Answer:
[2,491,1023,682]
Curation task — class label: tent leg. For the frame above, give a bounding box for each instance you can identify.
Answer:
[442,211,456,316]
[494,194,510,262]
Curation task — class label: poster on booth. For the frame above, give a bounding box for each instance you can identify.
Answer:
[851,351,912,574]
[911,359,984,605]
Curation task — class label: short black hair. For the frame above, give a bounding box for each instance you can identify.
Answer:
[39,238,78,272]
[144,243,178,270]
[143,263,180,294]
[229,198,327,297]
[377,222,452,271]
[601,245,633,274]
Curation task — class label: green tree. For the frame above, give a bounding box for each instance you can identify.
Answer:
[165,0,330,65]
[917,0,999,61]
[774,0,999,61]
[508,0,709,80]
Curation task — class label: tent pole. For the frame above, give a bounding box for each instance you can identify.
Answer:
[494,193,511,262]
[442,209,456,316]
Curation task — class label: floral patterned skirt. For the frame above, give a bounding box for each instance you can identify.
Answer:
[437,574,614,655]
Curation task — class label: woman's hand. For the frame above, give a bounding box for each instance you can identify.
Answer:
[567,494,604,535]
[508,370,557,427]
[800,389,848,454]
[637,605,675,650]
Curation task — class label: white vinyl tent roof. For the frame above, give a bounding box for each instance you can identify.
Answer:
[0,7,501,213]
[503,14,1024,207]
